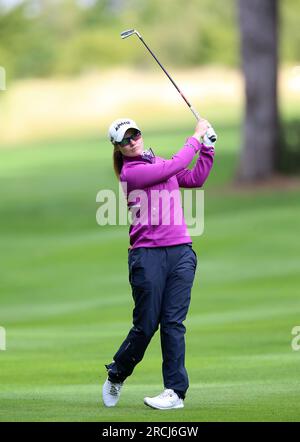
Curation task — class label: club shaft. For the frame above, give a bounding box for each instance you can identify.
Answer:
[138,35,201,121]
[125,30,217,142]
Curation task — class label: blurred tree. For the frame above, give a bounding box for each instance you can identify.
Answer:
[237,0,280,181]
[0,0,300,80]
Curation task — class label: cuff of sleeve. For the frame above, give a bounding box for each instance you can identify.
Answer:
[200,143,215,155]
[185,137,201,153]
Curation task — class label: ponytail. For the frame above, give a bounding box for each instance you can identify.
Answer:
[113,145,124,179]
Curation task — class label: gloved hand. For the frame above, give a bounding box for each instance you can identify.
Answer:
[203,126,217,147]
[192,119,217,147]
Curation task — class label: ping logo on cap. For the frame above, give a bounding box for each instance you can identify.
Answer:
[115,121,131,131]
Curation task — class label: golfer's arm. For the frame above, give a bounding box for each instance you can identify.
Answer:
[176,145,215,188]
[122,138,200,190]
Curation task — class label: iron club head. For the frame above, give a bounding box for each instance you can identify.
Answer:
[120,29,141,39]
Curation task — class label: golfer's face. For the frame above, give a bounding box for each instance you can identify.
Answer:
[118,128,144,157]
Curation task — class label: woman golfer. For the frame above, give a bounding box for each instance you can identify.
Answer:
[102,117,215,409]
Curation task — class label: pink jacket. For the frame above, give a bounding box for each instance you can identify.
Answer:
[120,136,215,248]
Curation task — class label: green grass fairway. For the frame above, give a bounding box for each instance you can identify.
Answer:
[0,124,300,422]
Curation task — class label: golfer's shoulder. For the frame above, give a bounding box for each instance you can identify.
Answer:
[121,155,166,173]
[120,160,145,181]
[122,159,146,171]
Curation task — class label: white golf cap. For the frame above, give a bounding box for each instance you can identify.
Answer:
[108,118,140,144]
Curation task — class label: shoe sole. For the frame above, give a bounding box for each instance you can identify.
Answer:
[144,398,184,410]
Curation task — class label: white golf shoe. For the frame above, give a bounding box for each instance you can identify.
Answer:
[144,388,184,410]
[102,378,123,407]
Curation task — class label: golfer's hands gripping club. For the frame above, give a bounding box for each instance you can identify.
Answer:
[192,119,217,147]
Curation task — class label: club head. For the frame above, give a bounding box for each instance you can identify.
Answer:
[120,29,141,39]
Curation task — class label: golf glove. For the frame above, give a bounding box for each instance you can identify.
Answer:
[203,126,217,147]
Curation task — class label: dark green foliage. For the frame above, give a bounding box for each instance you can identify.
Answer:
[279,119,300,173]
[0,0,298,79]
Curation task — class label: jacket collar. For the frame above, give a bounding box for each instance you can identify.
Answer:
[123,148,155,164]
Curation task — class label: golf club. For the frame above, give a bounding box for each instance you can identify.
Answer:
[121,29,217,144]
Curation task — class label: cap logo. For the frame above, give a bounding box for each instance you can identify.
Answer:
[115,121,131,131]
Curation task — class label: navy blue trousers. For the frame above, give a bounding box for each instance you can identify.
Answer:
[106,244,197,399]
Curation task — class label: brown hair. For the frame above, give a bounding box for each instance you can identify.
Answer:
[113,144,124,179]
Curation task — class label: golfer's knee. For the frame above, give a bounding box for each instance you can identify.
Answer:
[160,319,186,334]
[131,322,158,340]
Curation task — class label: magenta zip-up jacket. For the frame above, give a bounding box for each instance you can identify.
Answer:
[120,136,215,249]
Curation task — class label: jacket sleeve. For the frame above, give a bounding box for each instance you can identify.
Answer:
[121,137,201,190]
[175,145,215,188]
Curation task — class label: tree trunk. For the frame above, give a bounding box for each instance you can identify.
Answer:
[237,0,279,182]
